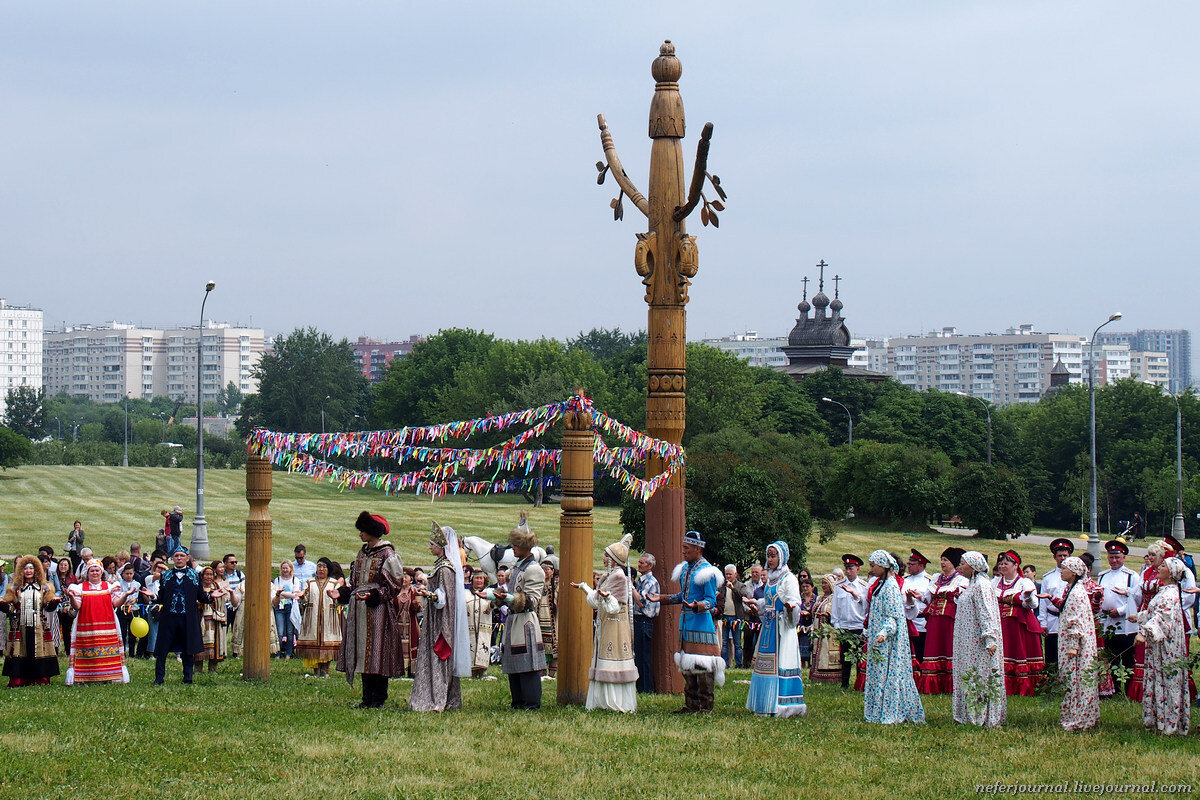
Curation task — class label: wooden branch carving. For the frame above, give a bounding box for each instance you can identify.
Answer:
[597,114,649,218]
[673,122,713,222]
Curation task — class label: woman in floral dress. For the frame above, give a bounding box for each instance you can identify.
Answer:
[863,550,925,725]
[952,551,1005,727]
[1136,556,1190,736]
[1057,556,1099,731]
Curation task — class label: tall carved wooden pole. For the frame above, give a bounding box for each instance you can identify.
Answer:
[596,41,724,694]
[244,454,273,681]
[557,395,595,705]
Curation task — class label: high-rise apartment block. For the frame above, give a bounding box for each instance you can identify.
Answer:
[885,325,1087,404]
[43,322,265,405]
[0,299,44,421]
[1096,329,1191,393]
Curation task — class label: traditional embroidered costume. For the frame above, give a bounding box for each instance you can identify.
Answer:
[578,534,638,713]
[1057,556,1100,731]
[297,560,343,676]
[489,514,547,709]
[66,560,129,685]
[1,556,61,686]
[953,551,1005,727]
[153,550,209,684]
[916,547,966,694]
[809,576,842,684]
[992,550,1044,696]
[465,577,493,678]
[410,524,471,712]
[338,512,406,708]
[1137,558,1190,736]
[745,541,807,718]
[663,531,725,713]
[863,550,925,725]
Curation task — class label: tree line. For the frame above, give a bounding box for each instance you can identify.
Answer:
[5,325,1196,568]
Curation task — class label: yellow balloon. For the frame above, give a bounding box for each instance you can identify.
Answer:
[130,616,150,639]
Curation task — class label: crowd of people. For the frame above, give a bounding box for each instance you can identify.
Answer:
[3,512,1196,736]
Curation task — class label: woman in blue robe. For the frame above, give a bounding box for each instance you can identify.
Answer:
[863,549,926,724]
[746,541,807,717]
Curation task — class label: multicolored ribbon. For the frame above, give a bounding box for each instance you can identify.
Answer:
[246,395,685,502]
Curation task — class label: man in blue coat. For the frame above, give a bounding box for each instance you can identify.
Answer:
[649,530,725,713]
[153,546,210,684]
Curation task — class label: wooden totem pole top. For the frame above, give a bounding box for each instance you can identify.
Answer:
[596,40,724,694]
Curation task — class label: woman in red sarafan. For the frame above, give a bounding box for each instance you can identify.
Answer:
[65,559,129,685]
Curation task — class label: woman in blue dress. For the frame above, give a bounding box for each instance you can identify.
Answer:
[863,549,926,724]
[745,541,807,717]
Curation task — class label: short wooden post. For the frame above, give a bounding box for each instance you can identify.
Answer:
[557,397,595,705]
[244,454,272,681]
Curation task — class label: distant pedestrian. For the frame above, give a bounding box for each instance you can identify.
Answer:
[162,507,184,553]
[66,521,85,572]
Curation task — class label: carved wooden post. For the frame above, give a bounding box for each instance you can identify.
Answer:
[244,454,273,681]
[557,396,595,705]
[596,40,722,694]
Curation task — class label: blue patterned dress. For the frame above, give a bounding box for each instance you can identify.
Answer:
[746,569,807,717]
[864,576,926,724]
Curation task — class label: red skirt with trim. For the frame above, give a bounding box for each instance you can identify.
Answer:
[916,615,954,694]
[999,616,1044,696]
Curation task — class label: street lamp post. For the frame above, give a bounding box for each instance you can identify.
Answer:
[192,280,216,561]
[822,397,852,445]
[956,391,992,465]
[123,393,130,467]
[321,395,331,435]
[1089,311,1123,561]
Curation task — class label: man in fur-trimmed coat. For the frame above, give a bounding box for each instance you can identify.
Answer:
[649,530,725,713]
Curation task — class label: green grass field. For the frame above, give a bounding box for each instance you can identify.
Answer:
[2,466,1199,798]
[0,659,1196,800]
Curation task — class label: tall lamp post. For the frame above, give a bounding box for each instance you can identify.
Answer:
[822,397,852,445]
[1089,311,1123,560]
[192,280,216,561]
[123,392,130,467]
[956,391,992,465]
[321,395,331,435]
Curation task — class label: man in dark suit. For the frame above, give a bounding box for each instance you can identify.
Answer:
[153,546,209,684]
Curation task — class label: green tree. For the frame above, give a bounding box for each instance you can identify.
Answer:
[372,329,497,428]
[686,462,811,570]
[236,327,369,435]
[217,381,244,417]
[950,462,1033,539]
[0,425,33,469]
[3,386,45,439]
[826,442,951,525]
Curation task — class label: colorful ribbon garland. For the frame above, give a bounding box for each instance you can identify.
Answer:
[246,395,685,502]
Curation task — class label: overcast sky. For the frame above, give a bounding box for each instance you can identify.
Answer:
[4,2,1197,369]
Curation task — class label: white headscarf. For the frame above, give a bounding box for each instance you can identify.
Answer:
[437,525,472,679]
[1164,556,1187,583]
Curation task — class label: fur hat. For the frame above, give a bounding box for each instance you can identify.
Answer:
[356,511,389,539]
[508,510,536,550]
[605,534,633,567]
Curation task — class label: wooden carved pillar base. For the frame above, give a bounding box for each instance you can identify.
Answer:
[557,401,595,706]
[244,455,273,681]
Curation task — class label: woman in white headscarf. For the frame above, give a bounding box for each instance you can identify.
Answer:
[952,551,1005,727]
[572,534,638,713]
[745,541,806,717]
[1058,555,1100,731]
[863,550,925,724]
[1136,556,1190,735]
[409,523,471,711]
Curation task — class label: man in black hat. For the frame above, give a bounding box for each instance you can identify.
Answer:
[1097,539,1138,694]
[1037,538,1074,666]
[832,554,867,689]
